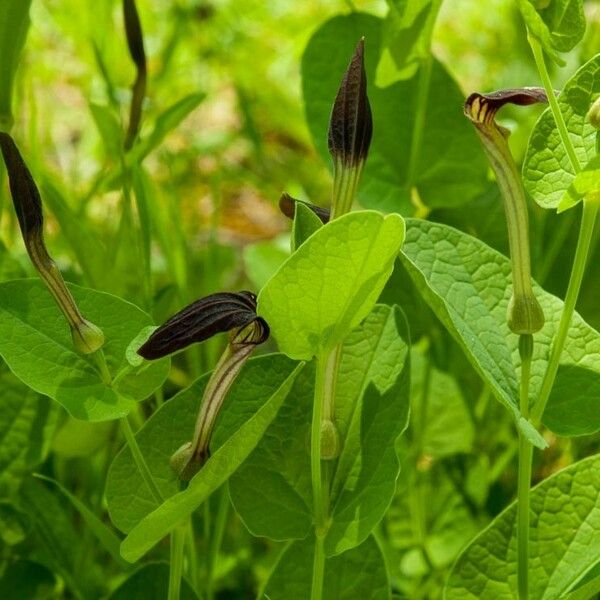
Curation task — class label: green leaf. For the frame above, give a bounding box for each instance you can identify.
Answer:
[242,236,289,290]
[90,103,124,158]
[327,305,410,555]
[0,375,57,496]
[52,418,113,458]
[292,201,323,251]
[130,164,152,279]
[517,0,584,64]
[119,360,303,562]
[0,501,30,545]
[0,279,169,421]
[229,304,410,556]
[263,535,389,600]
[258,211,404,360]
[108,563,198,600]
[400,219,600,442]
[106,353,299,533]
[0,1,31,130]
[0,561,55,600]
[228,362,314,541]
[19,478,96,598]
[566,561,600,600]
[134,93,206,160]
[523,54,600,210]
[39,178,108,288]
[302,13,487,213]
[33,475,126,567]
[376,0,443,85]
[411,352,474,458]
[543,365,600,436]
[558,154,600,212]
[445,454,600,599]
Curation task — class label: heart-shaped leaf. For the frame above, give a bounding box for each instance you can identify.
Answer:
[0,279,169,421]
[445,453,600,599]
[258,210,404,360]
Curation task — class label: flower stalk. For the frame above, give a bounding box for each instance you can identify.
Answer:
[138,291,269,481]
[465,88,549,600]
[464,89,546,335]
[0,132,104,354]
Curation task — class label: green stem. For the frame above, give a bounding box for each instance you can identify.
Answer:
[168,525,186,600]
[330,161,361,219]
[119,417,163,504]
[120,413,187,600]
[529,36,581,174]
[310,355,328,600]
[531,198,599,423]
[92,349,112,385]
[517,335,533,600]
[203,502,211,593]
[322,345,342,423]
[206,486,230,600]
[311,534,326,600]
[185,520,199,594]
[311,356,327,534]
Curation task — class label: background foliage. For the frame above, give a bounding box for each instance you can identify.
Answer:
[2,0,600,599]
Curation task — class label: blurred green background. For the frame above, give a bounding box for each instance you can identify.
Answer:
[2,1,600,598]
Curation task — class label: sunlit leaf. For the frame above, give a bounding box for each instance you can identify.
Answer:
[446,454,600,599]
[258,210,404,360]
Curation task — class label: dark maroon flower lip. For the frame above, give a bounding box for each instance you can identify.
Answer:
[138,291,269,360]
[279,192,330,224]
[327,37,373,168]
[465,87,548,124]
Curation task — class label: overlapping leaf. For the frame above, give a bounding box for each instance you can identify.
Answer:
[0,279,169,421]
[517,0,585,65]
[0,1,31,130]
[263,535,389,600]
[119,361,303,562]
[0,375,57,495]
[376,0,443,85]
[258,210,404,360]
[229,305,410,556]
[446,454,600,599]
[523,54,600,210]
[106,354,299,533]
[399,219,600,440]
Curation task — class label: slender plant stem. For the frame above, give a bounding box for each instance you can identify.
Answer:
[322,345,342,422]
[531,198,599,423]
[330,163,361,219]
[311,534,326,600]
[185,520,199,594]
[517,335,533,600]
[203,501,211,590]
[310,355,328,600]
[514,40,600,598]
[93,349,112,385]
[119,416,163,504]
[120,415,186,600]
[168,525,186,600]
[206,486,230,600]
[516,444,532,600]
[529,36,581,174]
[311,356,327,533]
